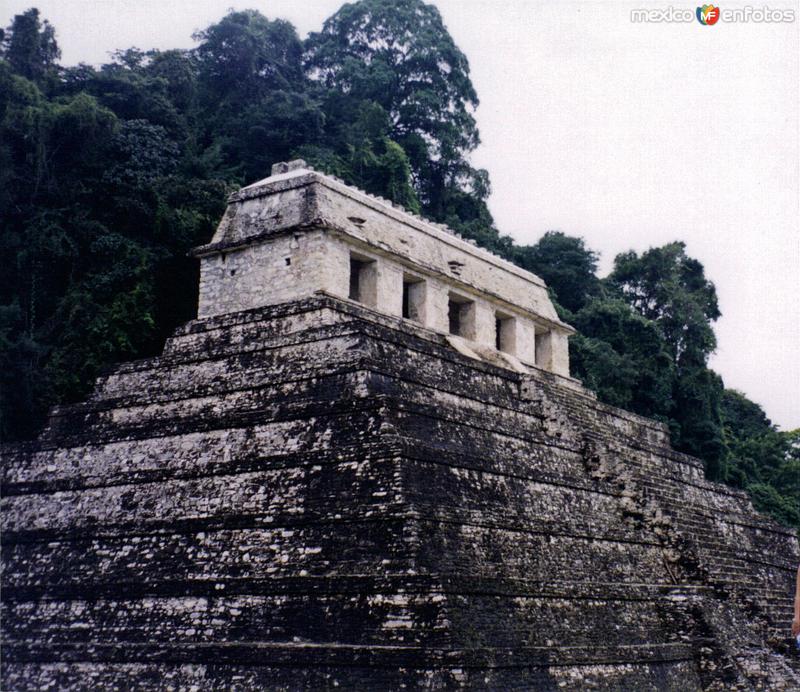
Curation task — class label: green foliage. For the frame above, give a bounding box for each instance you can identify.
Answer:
[192,10,321,184]
[1,5,795,533]
[0,13,229,440]
[194,11,305,103]
[606,242,726,477]
[570,297,674,419]
[0,8,59,85]
[298,99,420,213]
[720,392,798,528]
[747,483,800,529]
[0,300,48,439]
[305,0,478,164]
[515,232,601,313]
[609,242,720,364]
[672,366,726,478]
[304,0,495,234]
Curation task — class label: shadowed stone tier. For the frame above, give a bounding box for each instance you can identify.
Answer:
[2,296,798,690]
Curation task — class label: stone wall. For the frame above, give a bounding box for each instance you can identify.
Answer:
[198,229,561,372]
[193,162,573,375]
[2,296,798,690]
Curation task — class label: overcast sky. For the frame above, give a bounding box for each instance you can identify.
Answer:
[4,0,798,429]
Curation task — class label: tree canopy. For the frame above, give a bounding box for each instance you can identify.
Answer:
[305,0,479,181]
[0,2,795,531]
[304,0,501,241]
[1,8,59,83]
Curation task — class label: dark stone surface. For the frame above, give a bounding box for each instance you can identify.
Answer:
[2,296,798,690]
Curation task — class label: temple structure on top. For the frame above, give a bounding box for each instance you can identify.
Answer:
[191,159,574,377]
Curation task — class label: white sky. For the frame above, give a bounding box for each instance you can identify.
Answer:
[4,0,799,430]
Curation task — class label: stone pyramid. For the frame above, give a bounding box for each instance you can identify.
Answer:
[2,163,798,690]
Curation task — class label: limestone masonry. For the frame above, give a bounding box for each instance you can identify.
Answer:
[192,160,573,377]
[1,162,799,690]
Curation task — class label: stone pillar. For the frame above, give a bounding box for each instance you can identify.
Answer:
[427,281,450,333]
[377,261,403,317]
[472,301,496,349]
[534,329,571,376]
[496,315,517,355]
[550,331,571,377]
[535,330,554,370]
[516,319,537,365]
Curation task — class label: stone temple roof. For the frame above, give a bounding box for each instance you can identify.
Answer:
[212,159,528,274]
[201,159,538,278]
[192,159,573,335]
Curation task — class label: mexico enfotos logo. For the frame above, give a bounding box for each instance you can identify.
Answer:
[696,4,721,23]
[631,5,796,23]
